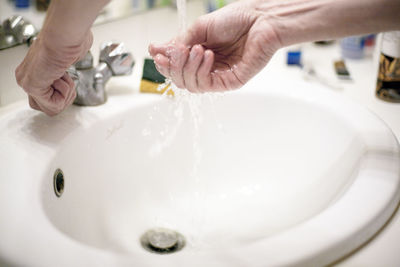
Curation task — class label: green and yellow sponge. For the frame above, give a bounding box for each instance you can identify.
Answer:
[140,58,174,96]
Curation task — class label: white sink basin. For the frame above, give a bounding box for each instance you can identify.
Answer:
[0,81,399,266]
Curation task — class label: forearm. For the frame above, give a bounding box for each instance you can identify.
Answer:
[32,0,110,69]
[252,0,400,47]
[41,0,110,49]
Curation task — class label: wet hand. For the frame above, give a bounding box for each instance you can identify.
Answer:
[149,1,282,93]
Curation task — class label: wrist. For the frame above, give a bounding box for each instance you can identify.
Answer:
[243,0,284,50]
[39,0,108,53]
[39,29,85,68]
[37,27,92,77]
[251,0,315,48]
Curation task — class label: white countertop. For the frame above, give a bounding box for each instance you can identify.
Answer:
[0,0,399,265]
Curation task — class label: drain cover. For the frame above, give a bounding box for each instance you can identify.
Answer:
[140,228,185,254]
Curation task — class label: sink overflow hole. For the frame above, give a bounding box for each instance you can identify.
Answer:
[53,169,64,197]
[140,228,185,254]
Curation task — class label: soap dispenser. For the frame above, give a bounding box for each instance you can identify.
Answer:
[376,31,400,102]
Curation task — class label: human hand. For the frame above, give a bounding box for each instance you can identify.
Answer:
[15,30,93,116]
[149,1,282,92]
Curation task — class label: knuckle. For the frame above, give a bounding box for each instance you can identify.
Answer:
[15,67,23,86]
[49,108,62,117]
[46,111,57,117]
[54,104,65,114]
[46,102,64,116]
[15,71,35,94]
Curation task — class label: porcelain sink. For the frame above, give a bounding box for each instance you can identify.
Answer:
[0,80,399,267]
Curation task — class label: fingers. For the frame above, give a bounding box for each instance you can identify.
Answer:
[66,89,77,106]
[49,73,76,111]
[183,45,205,92]
[197,49,214,91]
[31,94,59,116]
[150,41,241,93]
[180,47,215,92]
[183,47,241,93]
[62,73,77,105]
[168,43,189,88]
[151,43,216,92]
[149,43,169,58]
[150,41,191,89]
[27,72,76,116]
[28,96,40,111]
[62,72,75,89]
[52,77,70,101]
[153,53,170,78]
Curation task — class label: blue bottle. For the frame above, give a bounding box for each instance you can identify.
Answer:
[15,0,30,8]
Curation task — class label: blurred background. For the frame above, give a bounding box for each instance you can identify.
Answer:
[0,0,235,28]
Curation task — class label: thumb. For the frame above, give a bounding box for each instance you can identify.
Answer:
[182,16,209,46]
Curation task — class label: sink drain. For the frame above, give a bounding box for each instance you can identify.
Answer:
[140,228,185,254]
[53,168,64,198]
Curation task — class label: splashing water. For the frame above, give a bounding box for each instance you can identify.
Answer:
[141,80,225,248]
[144,79,224,179]
[143,0,210,177]
[141,0,226,248]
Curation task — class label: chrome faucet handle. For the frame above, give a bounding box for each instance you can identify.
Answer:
[0,15,37,49]
[99,42,134,76]
[68,64,106,107]
[69,42,134,106]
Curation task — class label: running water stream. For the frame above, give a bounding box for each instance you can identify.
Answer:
[142,0,225,248]
[176,0,187,33]
[145,0,225,177]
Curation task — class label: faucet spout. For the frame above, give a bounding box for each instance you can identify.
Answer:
[69,42,134,106]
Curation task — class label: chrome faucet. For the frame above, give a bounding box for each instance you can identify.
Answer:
[0,15,37,50]
[68,42,134,106]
